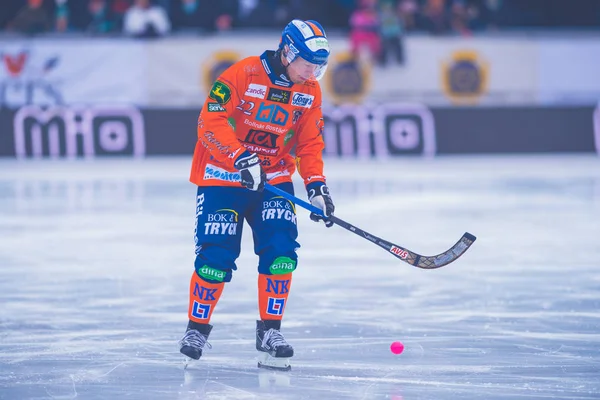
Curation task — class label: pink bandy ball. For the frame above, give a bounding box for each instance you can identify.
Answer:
[390,341,404,355]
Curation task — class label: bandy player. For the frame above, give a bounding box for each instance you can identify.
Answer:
[179,19,335,371]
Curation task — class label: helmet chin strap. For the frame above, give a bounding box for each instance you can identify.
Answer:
[275,48,293,81]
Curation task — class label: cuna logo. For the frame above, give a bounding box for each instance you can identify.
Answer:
[269,257,297,275]
[197,265,226,282]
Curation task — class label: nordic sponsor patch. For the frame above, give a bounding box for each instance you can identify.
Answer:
[204,163,241,182]
[269,256,297,275]
[245,83,267,99]
[196,265,226,282]
[209,81,232,105]
[207,102,226,112]
[291,92,314,108]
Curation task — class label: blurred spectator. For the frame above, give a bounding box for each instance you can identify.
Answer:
[420,0,452,35]
[171,0,234,32]
[87,0,114,33]
[112,0,132,31]
[6,0,52,34]
[349,0,381,63]
[398,0,418,31]
[55,0,69,32]
[238,0,279,28]
[379,0,405,66]
[450,0,472,35]
[123,0,171,38]
[479,0,503,29]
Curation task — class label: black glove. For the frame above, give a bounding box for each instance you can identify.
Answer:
[307,182,335,228]
[234,151,266,191]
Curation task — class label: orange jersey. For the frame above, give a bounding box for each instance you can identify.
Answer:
[190,51,326,188]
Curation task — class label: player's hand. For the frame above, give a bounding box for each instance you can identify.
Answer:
[234,151,266,191]
[307,182,335,227]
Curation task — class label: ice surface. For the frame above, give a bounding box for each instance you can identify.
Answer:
[1,155,599,400]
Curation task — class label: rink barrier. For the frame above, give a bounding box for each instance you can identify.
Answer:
[0,104,597,158]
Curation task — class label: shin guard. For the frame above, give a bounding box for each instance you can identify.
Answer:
[188,271,225,324]
[258,273,292,321]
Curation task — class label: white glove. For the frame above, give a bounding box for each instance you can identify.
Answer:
[234,151,266,191]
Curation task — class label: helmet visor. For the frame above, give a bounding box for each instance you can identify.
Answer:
[287,55,328,81]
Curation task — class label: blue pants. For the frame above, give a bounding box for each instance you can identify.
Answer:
[193,182,299,282]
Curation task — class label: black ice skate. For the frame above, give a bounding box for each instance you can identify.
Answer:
[256,320,294,371]
[179,321,212,364]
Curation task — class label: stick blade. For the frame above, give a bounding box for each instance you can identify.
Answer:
[416,232,477,269]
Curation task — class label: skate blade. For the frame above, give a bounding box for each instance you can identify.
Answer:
[258,369,291,387]
[257,352,291,371]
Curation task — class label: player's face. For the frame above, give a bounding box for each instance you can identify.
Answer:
[286,54,328,84]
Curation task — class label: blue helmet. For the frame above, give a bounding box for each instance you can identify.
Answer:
[279,19,330,80]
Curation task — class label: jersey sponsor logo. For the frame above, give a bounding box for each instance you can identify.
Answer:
[243,118,287,134]
[269,256,297,275]
[262,198,297,224]
[292,110,303,124]
[266,298,285,316]
[194,193,205,246]
[291,92,314,108]
[243,144,278,156]
[265,278,290,294]
[196,265,226,282]
[283,129,295,145]
[204,208,238,235]
[191,301,211,319]
[306,175,325,182]
[243,129,280,156]
[256,103,289,126]
[244,83,267,99]
[203,163,241,182]
[207,102,225,112]
[209,81,232,105]
[245,129,277,148]
[267,88,290,104]
[390,246,408,259]
[202,131,234,157]
[193,284,219,301]
[266,170,290,180]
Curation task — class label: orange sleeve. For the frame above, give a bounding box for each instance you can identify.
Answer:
[197,60,248,169]
[294,90,326,186]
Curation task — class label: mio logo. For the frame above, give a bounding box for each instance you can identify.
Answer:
[390,246,408,259]
[265,278,290,294]
[13,105,145,158]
